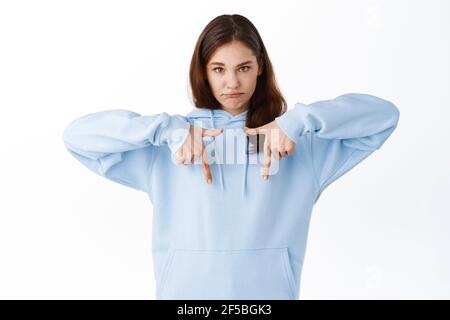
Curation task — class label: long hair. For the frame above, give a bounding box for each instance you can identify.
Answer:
[188,14,287,153]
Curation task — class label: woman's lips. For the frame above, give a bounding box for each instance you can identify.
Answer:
[224,93,243,98]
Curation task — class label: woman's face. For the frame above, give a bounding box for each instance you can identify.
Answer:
[206,40,262,116]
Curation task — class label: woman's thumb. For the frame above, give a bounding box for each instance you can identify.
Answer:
[203,128,224,136]
[243,126,258,135]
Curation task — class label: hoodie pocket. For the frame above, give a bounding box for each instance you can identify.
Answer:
[157,247,297,300]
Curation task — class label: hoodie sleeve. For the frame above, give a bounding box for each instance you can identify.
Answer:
[62,109,190,193]
[275,93,400,196]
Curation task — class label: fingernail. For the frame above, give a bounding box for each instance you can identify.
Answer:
[207,179,211,184]
[263,175,268,180]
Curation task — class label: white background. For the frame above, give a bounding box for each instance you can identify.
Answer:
[1,0,449,299]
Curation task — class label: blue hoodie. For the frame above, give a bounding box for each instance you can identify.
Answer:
[62,93,399,299]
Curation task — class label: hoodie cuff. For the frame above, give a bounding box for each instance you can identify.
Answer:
[158,115,191,154]
[274,103,307,144]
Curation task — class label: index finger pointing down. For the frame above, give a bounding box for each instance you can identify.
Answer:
[201,144,212,184]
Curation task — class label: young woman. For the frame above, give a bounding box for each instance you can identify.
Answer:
[62,14,400,300]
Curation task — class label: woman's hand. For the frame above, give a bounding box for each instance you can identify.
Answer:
[175,125,224,184]
[244,120,296,180]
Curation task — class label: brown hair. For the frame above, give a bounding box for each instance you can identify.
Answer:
[188,14,287,153]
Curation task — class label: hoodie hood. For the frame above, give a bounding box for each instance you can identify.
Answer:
[185,107,250,199]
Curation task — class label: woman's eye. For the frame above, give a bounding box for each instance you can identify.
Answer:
[212,66,251,73]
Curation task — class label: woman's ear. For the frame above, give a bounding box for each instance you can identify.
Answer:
[258,64,263,76]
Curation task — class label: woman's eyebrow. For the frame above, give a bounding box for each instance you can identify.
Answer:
[209,60,253,67]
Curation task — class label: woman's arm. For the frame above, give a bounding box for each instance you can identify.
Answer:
[275,93,400,197]
[62,109,190,193]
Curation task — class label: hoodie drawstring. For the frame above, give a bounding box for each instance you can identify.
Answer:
[209,110,224,191]
[241,135,249,198]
